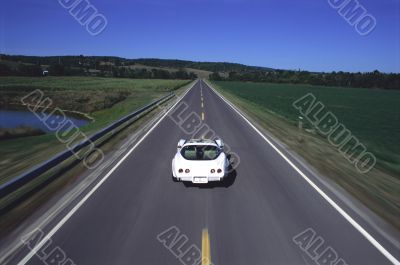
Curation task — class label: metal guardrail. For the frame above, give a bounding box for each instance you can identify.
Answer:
[0,92,176,199]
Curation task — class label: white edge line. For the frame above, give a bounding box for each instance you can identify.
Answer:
[17,81,197,265]
[204,80,400,265]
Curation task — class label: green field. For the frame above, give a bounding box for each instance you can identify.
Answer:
[211,81,400,229]
[213,81,400,174]
[0,77,191,183]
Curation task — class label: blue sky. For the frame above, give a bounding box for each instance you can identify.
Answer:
[1,0,399,73]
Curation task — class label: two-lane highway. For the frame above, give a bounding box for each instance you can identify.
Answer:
[16,80,398,265]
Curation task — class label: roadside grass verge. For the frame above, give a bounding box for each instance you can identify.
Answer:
[211,81,400,230]
[0,126,45,140]
[0,77,191,184]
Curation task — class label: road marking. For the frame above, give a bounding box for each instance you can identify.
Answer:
[201,112,205,121]
[202,229,211,265]
[205,80,400,265]
[17,81,198,265]
[201,102,204,108]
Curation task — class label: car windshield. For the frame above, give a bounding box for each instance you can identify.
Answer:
[180,145,221,160]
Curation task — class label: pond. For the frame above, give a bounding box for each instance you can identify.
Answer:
[0,110,90,133]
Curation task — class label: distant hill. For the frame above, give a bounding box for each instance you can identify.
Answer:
[131,58,275,73]
[0,54,275,74]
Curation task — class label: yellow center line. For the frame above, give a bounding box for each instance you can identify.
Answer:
[201,112,205,121]
[202,229,211,265]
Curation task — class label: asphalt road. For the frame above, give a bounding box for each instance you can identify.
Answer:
[17,80,398,265]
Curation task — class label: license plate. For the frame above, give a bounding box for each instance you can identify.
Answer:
[193,177,208,184]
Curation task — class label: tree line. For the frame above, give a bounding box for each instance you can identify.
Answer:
[210,70,400,90]
[108,67,197,79]
[0,62,197,80]
[0,54,272,74]
[1,54,398,89]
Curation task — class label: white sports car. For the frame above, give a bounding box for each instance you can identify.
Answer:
[172,139,230,184]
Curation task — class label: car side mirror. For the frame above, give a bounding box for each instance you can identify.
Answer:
[216,139,224,149]
[177,139,186,149]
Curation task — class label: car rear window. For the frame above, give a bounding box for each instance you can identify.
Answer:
[181,145,221,160]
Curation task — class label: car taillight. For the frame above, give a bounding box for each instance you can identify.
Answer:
[178,169,183,173]
[210,169,215,173]
[185,169,190,173]
[217,169,222,173]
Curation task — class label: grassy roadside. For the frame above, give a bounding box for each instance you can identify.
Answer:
[0,77,191,184]
[210,80,400,230]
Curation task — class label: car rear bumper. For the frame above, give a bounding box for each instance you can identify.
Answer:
[175,175,224,183]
